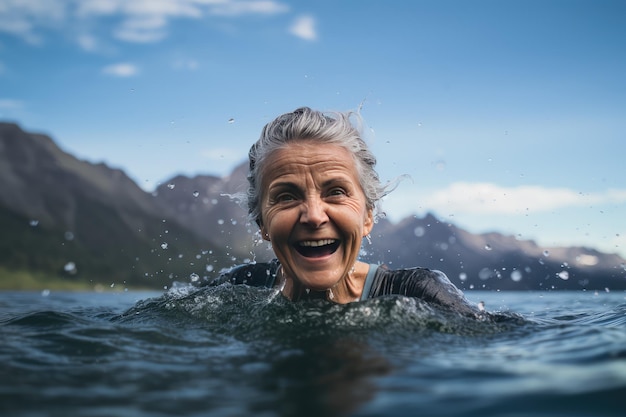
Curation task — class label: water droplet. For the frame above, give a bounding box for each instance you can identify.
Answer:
[217,219,225,225]
[479,267,494,280]
[190,273,200,282]
[228,118,235,124]
[414,226,425,237]
[510,270,523,282]
[557,270,569,280]
[484,244,492,251]
[29,219,39,227]
[459,272,467,282]
[64,231,74,241]
[110,283,115,288]
[193,191,200,197]
[161,243,168,249]
[64,262,77,274]
[205,265,214,272]
[167,183,175,190]
[41,289,50,297]
[543,250,550,257]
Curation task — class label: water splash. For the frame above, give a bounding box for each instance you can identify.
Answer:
[119,284,523,344]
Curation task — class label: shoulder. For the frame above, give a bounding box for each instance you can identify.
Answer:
[207,259,280,288]
[373,266,451,297]
[370,266,480,316]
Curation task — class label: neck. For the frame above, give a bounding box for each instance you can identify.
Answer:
[278,262,369,303]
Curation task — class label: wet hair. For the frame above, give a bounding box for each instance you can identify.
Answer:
[247,107,388,226]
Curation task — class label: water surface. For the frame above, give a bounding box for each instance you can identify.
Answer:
[1,286,625,417]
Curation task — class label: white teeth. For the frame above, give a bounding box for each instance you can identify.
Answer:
[298,239,336,247]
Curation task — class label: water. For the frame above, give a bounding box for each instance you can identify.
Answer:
[1,286,625,417]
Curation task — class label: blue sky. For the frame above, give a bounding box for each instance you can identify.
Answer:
[1,0,625,259]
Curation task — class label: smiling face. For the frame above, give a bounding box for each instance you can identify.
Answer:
[259,141,374,292]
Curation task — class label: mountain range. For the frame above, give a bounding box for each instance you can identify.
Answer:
[1,121,624,291]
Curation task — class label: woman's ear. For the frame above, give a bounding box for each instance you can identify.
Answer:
[260,225,270,241]
[363,209,374,237]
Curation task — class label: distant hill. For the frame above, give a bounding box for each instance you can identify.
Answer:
[0,122,233,289]
[1,121,625,290]
[367,214,625,291]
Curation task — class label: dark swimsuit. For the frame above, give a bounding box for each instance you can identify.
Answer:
[208,260,480,317]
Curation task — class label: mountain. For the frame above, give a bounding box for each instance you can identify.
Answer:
[152,169,626,293]
[366,214,625,291]
[1,121,625,291]
[0,122,233,289]
[150,163,268,263]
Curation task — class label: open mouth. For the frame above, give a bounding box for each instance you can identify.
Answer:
[294,239,340,258]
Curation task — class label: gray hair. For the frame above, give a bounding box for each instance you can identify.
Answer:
[247,107,388,226]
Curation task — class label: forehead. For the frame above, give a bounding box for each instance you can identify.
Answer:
[261,142,359,183]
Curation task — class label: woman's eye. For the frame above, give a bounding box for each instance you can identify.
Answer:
[276,193,296,202]
[328,188,346,197]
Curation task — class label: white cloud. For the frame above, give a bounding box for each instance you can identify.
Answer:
[426,182,584,214]
[1,0,289,46]
[76,33,97,51]
[0,98,24,109]
[172,58,199,71]
[289,15,317,41]
[0,0,66,44]
[208,0,289,16]
[0,14,40,44]
[385,182,626,218]
[102,62,139,77]
[114,15,168,43]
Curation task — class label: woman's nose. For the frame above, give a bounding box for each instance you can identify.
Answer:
[300,197,328,228]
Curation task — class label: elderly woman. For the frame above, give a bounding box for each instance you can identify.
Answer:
[211,107,480,317]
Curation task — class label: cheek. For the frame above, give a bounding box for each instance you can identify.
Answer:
[263,208,292,238]
[335,206,371,237]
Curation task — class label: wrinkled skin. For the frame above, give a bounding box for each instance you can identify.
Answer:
[259,142,374,303]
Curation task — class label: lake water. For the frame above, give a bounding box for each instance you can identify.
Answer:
[1,286,625,417]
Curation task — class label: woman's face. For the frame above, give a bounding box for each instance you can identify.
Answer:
[259,141,374,291]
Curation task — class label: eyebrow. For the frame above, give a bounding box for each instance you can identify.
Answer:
[268,180,297,189]
[321,175,353,188]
